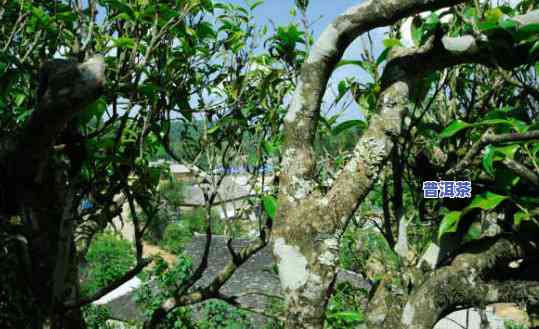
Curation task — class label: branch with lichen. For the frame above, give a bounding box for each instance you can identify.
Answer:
[367,237,539,329]
[447,130,539,176]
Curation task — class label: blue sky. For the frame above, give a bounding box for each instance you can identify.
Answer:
[224,0,387,121]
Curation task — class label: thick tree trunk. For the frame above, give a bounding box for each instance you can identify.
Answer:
[0,56,104,329]
[274,2,478,327]
[273,235,339,329]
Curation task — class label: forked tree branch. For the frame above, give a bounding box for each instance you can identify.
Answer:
[393,237,539,329]
[320,10,539,234]
[279,0,468,207]
[143,230,270,329]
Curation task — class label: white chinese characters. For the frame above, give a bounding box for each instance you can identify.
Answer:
[422,181,472,198]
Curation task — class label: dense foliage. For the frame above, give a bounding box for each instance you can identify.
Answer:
[81,233,136,297]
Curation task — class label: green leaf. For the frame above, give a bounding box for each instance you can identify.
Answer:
[471,118,528,133]
[464,7,477,18]
[383,38,402,48]
[337,80,349,102]
[438,211,462,238]
[515,24,539,41]
[514,211,530,226]
[493,145,519,159]
[89,97,107,120]
[499,19,518,30]
[249,0,264,10]
[327,311,364,322]
[148,167,161,187]
[531,40,539,55]
[332,120,367,136]
[484,8,504,23]
[440,120,471,139]
[475,118,514,127]
[15,110,31,123]
[376,47,391,64]
[262,140,276,156]
[14,93,26,107]
[105,0,135,20]
[207,124,220,135]
[467,192,507,211]
[262,196,278,220]
[531,143,539,157]
[483,145,520,176]
[466,223,482,241]
[412,26,423,46]
[440,118,523,140]
[519,24,539,34]
[112,37,135,49]
[335,60,364,69]
[425,12,440,27]
[477,21,499,31]
[483,145,495,176]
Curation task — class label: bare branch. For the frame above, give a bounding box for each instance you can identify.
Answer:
[178,194,259,208]
[448,130,539,176]
[503,159,539,186]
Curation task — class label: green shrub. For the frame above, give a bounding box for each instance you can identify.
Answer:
[83,305,118,329]
[144,180,186,243]
[325,283,366,329]
[158,207,226,254]
[261,295,285,329]
[182,208,225,235]
[160,179,186,209]
[81,232,135,297]
[339,230,363,272]
[135,256,196,329]
[161,222,192,254]
[199,300,251,329]
[504,321,528,329]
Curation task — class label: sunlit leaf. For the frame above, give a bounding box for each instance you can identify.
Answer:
[438,211,462,238]
[514,211,530,226]
[262,196,277,220]
[383,38,402,48]
[327,311,364,322]
[440,120,471,139]
[464,222,482,241]
[467,192,507,211]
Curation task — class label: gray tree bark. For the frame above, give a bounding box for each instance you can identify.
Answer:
[275,1,539,328]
